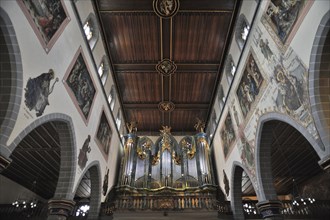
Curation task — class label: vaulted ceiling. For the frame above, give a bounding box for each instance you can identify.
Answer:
[95,0,241,135]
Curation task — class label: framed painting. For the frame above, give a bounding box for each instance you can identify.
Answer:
[236,51,264,119]
[220,112,236,160]
[17,0,70,53]
[261,0,314,53]
[95,110,112,160]
[63,47,97,125]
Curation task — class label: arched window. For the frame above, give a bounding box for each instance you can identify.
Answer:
[98,56,110,85]
[235,14,250,50]
[225,55,236,85]
[116,110,122,130]
[218,85,225,110]
[108,85,116,111]
[83,13,99,50]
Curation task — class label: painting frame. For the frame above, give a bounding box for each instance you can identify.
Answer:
[17,0,70,53]
[261,0,314,53]
[63,47,97,125]
[235,49,266,120]
[220,111,236,161]
[95,109,112,161]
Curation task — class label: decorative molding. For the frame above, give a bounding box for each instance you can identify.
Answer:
[156,59,177,76]
[158,101,175,112]
[153,0,180,19]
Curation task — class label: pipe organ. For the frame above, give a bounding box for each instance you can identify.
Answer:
[112,122,219,212]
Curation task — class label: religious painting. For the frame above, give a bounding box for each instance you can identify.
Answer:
[63,47,97,124]
[95,111,112,160]
[78,135,91,170]
[261,0,313,52]
[17,0,70,53]
[24,69,59,117]
[239,136,255,169]
[220,112,236,160]
[270,50,312,127]
[236,52,264,118]
[102,167,109,196]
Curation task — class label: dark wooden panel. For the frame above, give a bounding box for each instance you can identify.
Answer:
[97,0,153,11]
[180,0,236,11]
[170,109,208,133]
[173,13,232,62]
[117,72,162,103]
[171,72,217,103]
[126,109,162,132]
[100,13,160,63]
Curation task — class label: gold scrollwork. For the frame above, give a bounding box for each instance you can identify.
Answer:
[151,151,160,165]
[172,151,181,165]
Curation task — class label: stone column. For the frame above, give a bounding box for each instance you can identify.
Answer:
[256,200,283,220]
[47,199,76,220]
[0,154,11,173]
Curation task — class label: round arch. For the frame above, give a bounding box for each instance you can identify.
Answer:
[73,160,102,219]
[308,11,330,152]
[8,113,77,200]
[255,112,324,200]
[0,8,23,157]
[231,161,259,220]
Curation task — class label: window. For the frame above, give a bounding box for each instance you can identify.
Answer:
[108,85,116,111]
[98,56,110,85]
[235,14,250,50]
[218,85,225,110]
[116,110,122,130]
[225,55,236,85]
[83,13,99,50]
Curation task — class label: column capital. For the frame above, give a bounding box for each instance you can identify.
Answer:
[319,154,330,173]
[0,154,11,173]
[256,200,283,219]
[48,199,76,218]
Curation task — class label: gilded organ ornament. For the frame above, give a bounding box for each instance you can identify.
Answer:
[194,117,206,133]
[153,0,180,19]
[126,121,138,134]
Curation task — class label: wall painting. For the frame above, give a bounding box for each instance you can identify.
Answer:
[220,112,236,160]
[261,0,314,53]
[17,0,70,53]
[63,47,97,125]
[95,110,112,160]
[236,51,265,119]
[24,69,59,117]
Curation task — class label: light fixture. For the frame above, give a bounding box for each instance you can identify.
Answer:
[12,180,38,209]
[76,204,90,217]
[291,178,315,208]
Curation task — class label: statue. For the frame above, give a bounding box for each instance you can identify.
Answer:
[126,121,137,134]
[194,118,205,133]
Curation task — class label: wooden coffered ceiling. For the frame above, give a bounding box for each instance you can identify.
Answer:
[95,0,241,135]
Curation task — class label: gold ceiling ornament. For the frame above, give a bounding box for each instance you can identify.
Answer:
[126,121,138,134]
[156,58,177,76]
[158,101,175,112]
[153,0,180,19]
[194,117,206,133]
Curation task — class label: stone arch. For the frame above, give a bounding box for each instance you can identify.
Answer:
[8,113,77,200]
[235,13,250,51]
[0,8,23,159]
[255,112,324,201]
[308,11,330,152]
[73,160,102,219]
[231,161,259,220]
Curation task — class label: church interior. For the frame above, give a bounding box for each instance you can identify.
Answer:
[0,0,329,220]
